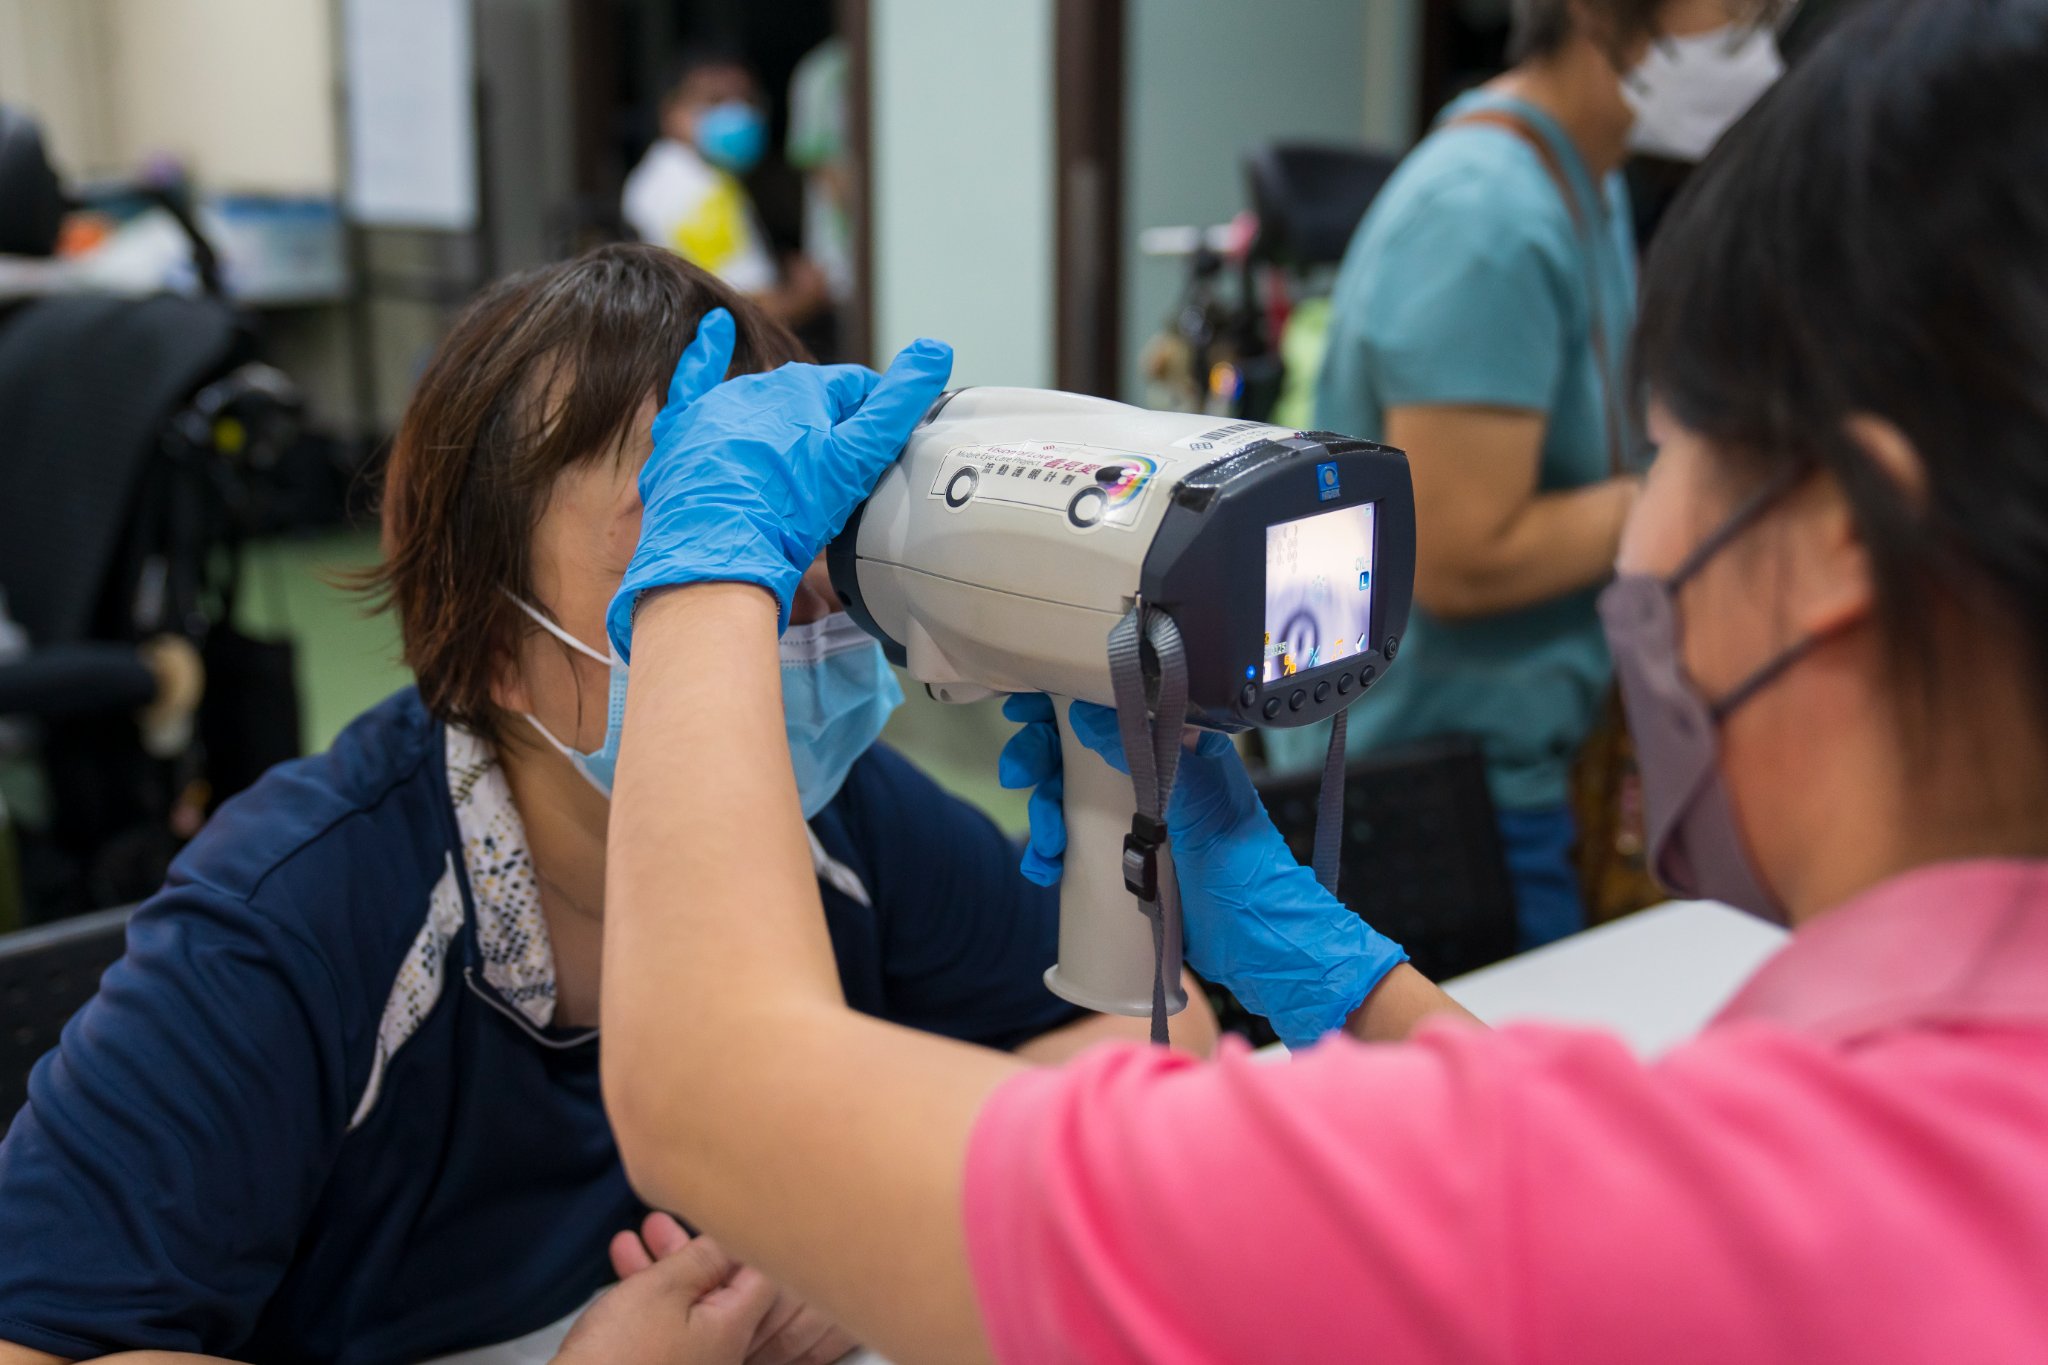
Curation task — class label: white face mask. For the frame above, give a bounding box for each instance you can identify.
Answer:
[506,593,626,798]
[1624,25,1785,162]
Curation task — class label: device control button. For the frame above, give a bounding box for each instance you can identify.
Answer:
[1288,687,1307,712]
[1384,636,1400,660]
[1262,696,1283,720]
[1239,682,1258,708]
[1360,664,1377,686]
[943,467,978,508]
[1067,486,1107,528]
[1336,672,1354,695]
[1313,680,1331,703]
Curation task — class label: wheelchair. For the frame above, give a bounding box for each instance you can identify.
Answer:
[0,105,306,924]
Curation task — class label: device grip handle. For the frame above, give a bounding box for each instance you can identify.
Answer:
[1040,695,1189,1018]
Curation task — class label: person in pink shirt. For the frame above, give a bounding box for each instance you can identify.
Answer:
[583,0,2048,1362]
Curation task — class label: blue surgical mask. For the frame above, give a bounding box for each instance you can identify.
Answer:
[780,612,902,817]
[510,596,896,814]
[510,596,628,798]
[695,100,767,174]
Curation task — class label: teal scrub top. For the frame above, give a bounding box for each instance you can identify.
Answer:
[1264,91,1638,812]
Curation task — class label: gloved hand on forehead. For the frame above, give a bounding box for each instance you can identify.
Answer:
[1000,694,1408,1049]
[606,306,953,660]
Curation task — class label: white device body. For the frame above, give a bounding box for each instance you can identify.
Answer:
[840,388,1299,1016]
[849,389,1293,703]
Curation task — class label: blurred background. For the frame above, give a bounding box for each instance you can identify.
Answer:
[0,0,1850,947]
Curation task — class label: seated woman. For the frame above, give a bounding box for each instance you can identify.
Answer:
[0,244,1214,1365]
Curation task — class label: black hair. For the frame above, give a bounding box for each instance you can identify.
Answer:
[1507,0,1787,64]
[1508,0,1576,62]
[663,42,755,104]
[1635,0,2048,742]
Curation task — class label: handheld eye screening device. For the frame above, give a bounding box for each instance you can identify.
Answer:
[829,388,1414,1033]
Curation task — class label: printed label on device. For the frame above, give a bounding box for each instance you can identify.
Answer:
[1169,421,1299,458]
[929,442,1169,531]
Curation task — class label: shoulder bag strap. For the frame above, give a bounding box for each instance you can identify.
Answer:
[1443,108,1626,477]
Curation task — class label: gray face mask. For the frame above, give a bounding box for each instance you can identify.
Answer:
[1597,469,1822,924]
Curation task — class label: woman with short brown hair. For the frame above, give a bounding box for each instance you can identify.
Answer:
[0,244,1212,1365]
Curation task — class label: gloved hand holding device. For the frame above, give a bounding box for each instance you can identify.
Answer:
[1000,695,1409,1049]
[606,306,954,659]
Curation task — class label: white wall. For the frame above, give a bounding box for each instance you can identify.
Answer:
[1363,0,1423,149]
[106,0,338,193]
[0,0,337,193]
[0,0,115,179]
[1121,0,1413,402]
[870,0,1055,388]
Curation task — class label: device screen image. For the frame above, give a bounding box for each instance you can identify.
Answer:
[1262,501,1377,684]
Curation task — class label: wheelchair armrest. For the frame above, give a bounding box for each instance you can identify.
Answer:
[0,643,158,719]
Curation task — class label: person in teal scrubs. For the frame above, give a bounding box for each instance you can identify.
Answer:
[1267,0,1783,945]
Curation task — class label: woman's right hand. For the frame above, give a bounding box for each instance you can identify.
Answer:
[998,696,1410,1048]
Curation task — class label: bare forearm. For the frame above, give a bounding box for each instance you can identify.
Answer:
[602,583,1005,1365]
[1419,477,1636,618]
[1342,964,1481,1043]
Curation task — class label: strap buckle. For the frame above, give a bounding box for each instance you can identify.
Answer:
[1122,813,1166,900]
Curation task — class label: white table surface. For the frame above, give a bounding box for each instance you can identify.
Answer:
[1439,899,1789,1057]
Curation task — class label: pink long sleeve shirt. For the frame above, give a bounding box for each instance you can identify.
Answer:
[964,860,2048,1364]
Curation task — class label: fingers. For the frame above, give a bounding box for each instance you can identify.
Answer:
[1001,691,1055,725]
[642,1210,692,1258]
[1064,700,1133,774]
[1019,770,1066,887]
[747,1288,803,1353]
[746,1303,858,1365]
[997,718,1059,790]
[665,307,738,413]
[698,1263,781,1346]
[812,362,885,425]
[608,1229,653,1279]
[831,338,953,462]
[653,1232,745,1301]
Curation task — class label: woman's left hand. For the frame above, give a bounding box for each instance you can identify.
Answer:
[551,1213,777,1365]
[595,1213,857,1365]
[606,308,952,659]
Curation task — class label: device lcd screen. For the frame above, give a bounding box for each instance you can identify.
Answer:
[1262,501,1377,684]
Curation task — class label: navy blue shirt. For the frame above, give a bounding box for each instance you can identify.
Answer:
[0,689,1078,1362]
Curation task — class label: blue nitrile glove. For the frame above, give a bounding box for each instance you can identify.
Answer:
[606,307,953,660]
[1000,695,1408,1048]
[999,692,1237,886]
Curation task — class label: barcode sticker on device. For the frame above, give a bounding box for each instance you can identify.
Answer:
[1171,421,1298,456]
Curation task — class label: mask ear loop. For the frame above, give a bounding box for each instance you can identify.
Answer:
[501,588,616,667]
[1663,460,1813,593]
[1661,461,1833,722]
[498,589,618,765]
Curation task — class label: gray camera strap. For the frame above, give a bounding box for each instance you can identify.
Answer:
[1108,604,1349,1045]
[1108,603,1187,1046]
[1313,708,1347,897]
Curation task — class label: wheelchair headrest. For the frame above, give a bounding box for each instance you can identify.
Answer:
[1243,142,1401,270]
[0,294,238,645]
[0,105,66,259]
